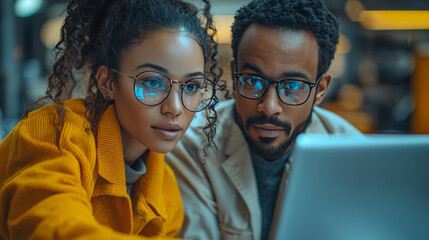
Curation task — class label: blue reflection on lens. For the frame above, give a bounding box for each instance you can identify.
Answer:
[254,81,263,91]
[287,94,299,99]
[135,88,144,99]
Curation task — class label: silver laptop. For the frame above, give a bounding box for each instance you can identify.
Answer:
[269,134,429,240]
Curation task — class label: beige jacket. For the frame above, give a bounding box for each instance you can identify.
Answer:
[166,99,361,240]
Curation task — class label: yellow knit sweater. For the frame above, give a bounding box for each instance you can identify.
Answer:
[0,99,183,239]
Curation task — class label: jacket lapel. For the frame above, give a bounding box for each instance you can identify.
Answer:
[131,151,167,235]
[136,151,167,219]
[221,121,261,239]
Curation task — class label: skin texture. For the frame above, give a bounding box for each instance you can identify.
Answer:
[231,24,331,161]
[97,30,204,165]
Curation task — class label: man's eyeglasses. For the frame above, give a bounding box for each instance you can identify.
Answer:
[111,69,214,112]
[233,73,321,106]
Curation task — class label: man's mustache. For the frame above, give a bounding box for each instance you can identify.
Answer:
[245,116,292,135]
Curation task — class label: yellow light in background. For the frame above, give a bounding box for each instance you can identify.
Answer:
[329,54,346,78]
[214,15,234,44]
[329,34,351,78]
[360,11,429,30]
[330,35,351,78]
[41,17,64,48]
[337,34,352,54]
[345,0,365,22]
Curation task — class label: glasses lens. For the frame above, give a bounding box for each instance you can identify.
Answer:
[182,78,214,112]
[134,72,170,105]
[278,80,311,105]
[236,74,267,99]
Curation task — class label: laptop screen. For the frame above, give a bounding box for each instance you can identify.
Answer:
[269,134,429,240]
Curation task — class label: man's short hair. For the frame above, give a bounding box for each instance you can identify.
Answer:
[231,0,339,79]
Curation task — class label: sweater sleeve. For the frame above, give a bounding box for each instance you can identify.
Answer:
[0,106,176,240]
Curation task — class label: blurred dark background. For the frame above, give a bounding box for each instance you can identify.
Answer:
[1,0,429,139]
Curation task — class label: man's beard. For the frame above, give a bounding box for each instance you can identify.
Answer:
[233,106,312,161]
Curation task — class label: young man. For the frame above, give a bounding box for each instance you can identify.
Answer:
[167,0,361,239]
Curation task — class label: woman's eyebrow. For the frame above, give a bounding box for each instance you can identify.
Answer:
[134,63,168,73]
[135,63,203,79]
[184,71,204,78]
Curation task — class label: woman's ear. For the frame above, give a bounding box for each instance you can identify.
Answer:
[96,65,114,100]
[314,73,331,105]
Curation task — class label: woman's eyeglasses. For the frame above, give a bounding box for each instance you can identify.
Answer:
[111,69,215,112]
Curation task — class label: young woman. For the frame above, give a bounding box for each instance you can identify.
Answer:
[0,0,221,239]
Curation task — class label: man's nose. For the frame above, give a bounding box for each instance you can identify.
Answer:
[257,85,283,116]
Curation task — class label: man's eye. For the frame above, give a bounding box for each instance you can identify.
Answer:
[245,77,264,91]
[286,81,303,91]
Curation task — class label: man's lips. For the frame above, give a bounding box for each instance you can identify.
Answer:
[252,124,284,138]
[151,123,183,140]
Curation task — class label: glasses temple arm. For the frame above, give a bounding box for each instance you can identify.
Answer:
[110,69,135,79]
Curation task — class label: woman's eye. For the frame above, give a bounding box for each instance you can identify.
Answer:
[140,78,166,90]
[185,82,201,93]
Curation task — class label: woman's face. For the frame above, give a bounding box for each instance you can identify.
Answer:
[110,30,204,160]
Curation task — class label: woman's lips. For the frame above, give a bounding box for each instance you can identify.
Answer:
[252,124,283,138]
[152,123,182,140]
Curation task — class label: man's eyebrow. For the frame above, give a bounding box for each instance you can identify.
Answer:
[239,62,264,75]
[280,71,310,81]
[239,62,311,81]
[135,63,204,79]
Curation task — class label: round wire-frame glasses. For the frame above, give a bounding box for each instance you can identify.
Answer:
[111,69,215,112]
[234,72,321,106]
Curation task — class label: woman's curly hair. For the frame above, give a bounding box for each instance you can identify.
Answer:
[231,0,339,79]
[25,0,222,156]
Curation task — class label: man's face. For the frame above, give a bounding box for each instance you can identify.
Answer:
[232,24,330,161]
